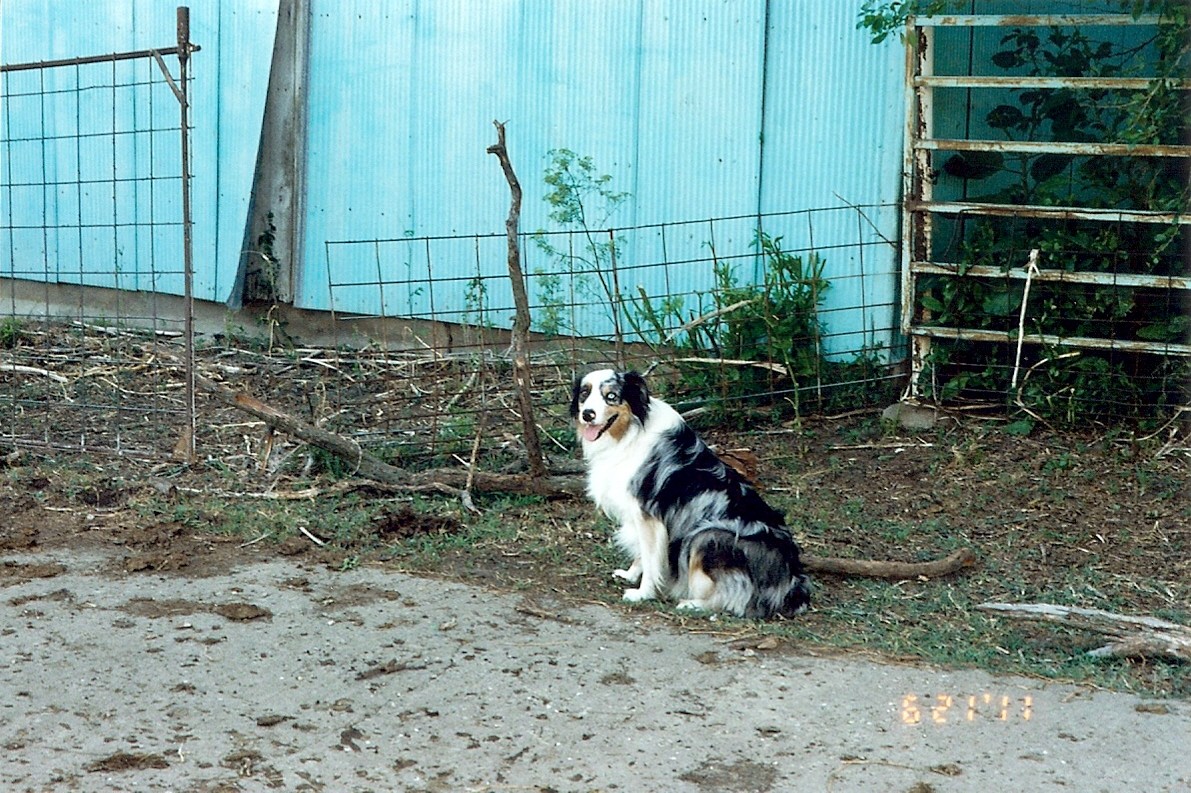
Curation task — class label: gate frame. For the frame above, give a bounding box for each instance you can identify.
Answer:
[901,13,1191,399]
[0,6,200,458]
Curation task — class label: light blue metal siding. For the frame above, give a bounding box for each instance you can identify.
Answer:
[759,2,904,354]
[304,0,772,314]
[0,0,276,303]
[303,0,656,314]
[3,0,908,343]
[303,1,904,350]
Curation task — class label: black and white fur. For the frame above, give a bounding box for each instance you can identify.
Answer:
[570,368,811,618]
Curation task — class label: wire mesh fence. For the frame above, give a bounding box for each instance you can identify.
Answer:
[3,16,1188,470]
[0,20,196,459]
[318,205,904,466]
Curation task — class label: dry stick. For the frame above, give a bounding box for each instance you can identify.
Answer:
[671,357,790,375]
[1009,248,1041,393]
[487,120,547,479]
[461,376,488,515]
[297,525,327,547]
[663,298,755,345]
[193,371,584,498]
[0,363,68,383]
[978,602,1191,662]
[804,547,976,580]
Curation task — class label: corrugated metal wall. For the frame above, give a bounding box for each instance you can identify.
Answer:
[298,0,906,342]
[0,0,277,304]
[2,1,906,338]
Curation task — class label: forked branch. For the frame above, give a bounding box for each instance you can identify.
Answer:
[487,120,547,478]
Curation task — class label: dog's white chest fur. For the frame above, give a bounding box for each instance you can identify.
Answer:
[584,435,650,522]
[581,396,681,523]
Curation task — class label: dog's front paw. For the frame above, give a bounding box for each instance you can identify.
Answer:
[622,587,654,603]
[676,599,711,613]
[613,566,642,584]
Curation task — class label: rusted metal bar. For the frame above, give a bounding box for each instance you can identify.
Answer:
[177,5,196,461]
[911,261,1191,292]
[916,138,1191,158]
[150,50,186,105]
[914,14,1166,28]
[915,75,1191,90]
[909,325,1191,357]
[0,45,200,73]
[907,200,1190,226]
[902,22,930,334]
[902,10,1191,405]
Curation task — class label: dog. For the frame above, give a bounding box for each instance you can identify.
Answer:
[570,368,811,618]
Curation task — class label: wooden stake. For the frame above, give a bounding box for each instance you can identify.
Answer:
[487,121,547,479]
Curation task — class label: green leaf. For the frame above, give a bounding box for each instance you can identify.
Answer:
[1029,154,1069,184]
[986,104,1025,130]
[991,50,1022,69]
[943,151,1004,180]
[1137,315,1190,342]
[1002,418,1035,436]
[921,294,945,313]
[981,288,1022,317]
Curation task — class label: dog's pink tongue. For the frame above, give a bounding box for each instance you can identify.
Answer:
[582,423,603,442]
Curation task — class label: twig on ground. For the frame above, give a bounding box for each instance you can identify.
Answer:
[828,441,935,450]
[978,602,1191,662]
[0,363,69,383]
[297,525,327,546]
[190,368,585,498]
[805,547,976,580]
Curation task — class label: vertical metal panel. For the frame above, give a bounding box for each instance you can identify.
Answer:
[0,0,277,303]
[761,2,905,356]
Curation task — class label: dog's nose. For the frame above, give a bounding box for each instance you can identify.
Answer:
[581,408,595,423]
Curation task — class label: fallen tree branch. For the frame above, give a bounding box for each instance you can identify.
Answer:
[194,372,584,498]
[804,547,976,580]
[978,602,1191,662]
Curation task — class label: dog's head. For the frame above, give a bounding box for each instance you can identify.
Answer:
[570,369,651,445]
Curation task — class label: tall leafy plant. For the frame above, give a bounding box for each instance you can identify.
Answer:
[530,149,630,337]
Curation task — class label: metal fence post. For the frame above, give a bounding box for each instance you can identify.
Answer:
[177,6,196,461]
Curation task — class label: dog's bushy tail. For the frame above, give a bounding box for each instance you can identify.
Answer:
[693,528,811,619]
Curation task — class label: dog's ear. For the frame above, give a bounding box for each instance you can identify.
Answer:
[621,370,651,424]
[568,376,583,418]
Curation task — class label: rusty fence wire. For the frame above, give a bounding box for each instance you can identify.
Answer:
[0,12,197,459]
[318,205,904,468]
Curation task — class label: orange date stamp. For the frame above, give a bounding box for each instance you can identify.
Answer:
[900,693,1034,725]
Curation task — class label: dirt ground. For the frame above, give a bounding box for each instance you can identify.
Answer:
[2,546,1189,793]
[1,405,1190,792]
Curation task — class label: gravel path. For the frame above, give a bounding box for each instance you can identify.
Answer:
[2,550,1188,792]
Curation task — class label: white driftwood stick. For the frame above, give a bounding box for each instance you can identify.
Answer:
[297,525,327,546]
[0,363,68,383]
[978,602,1191,662]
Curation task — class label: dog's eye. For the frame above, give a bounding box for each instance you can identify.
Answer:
[604,391,621,405]
[579,386,591,400]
